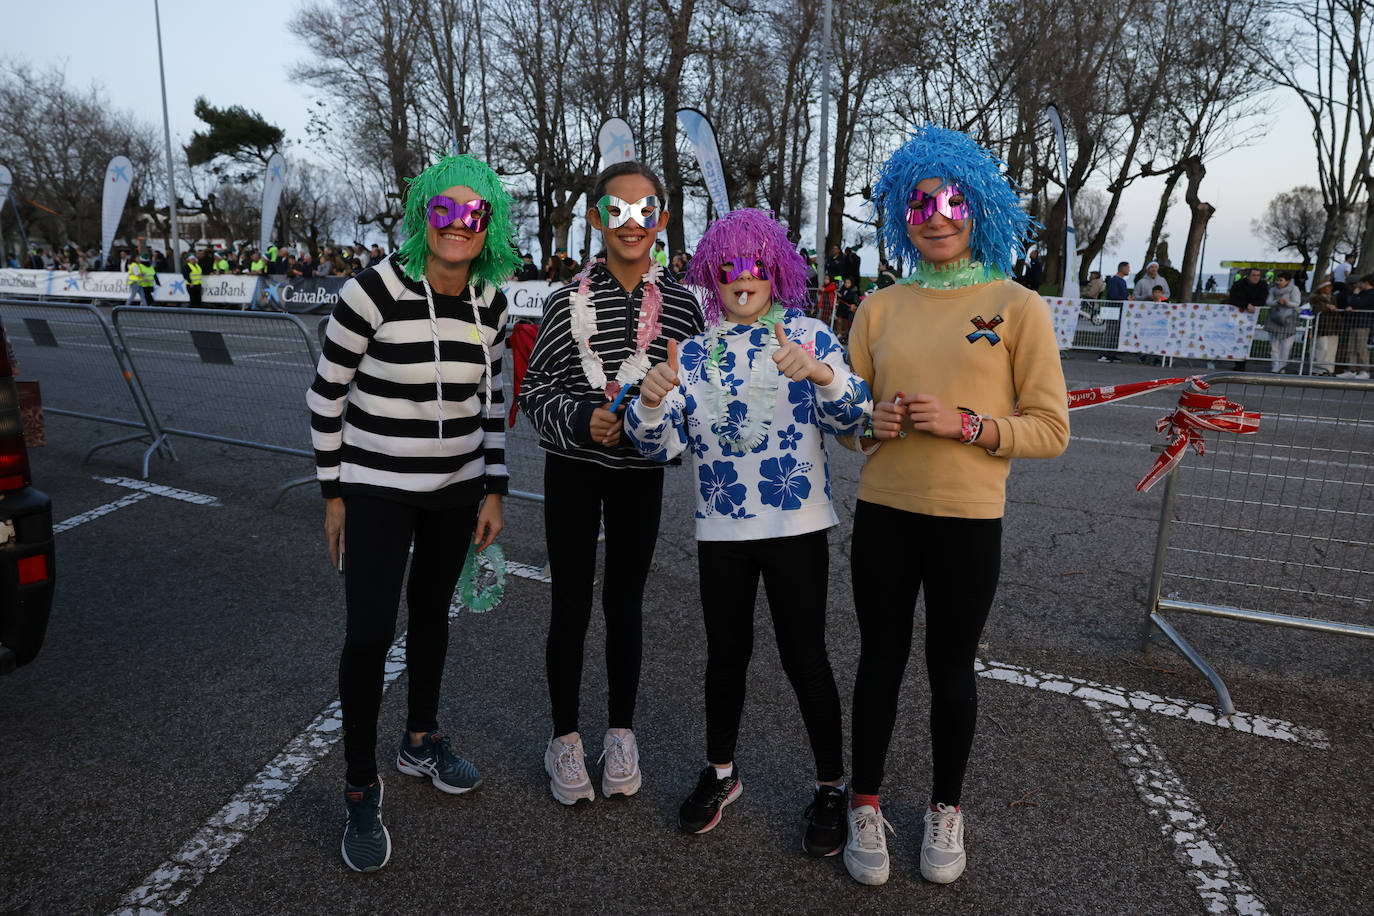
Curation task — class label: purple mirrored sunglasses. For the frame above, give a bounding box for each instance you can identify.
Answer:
[905,183,970,225]
[427,195,492,232]
[717,254,770,285]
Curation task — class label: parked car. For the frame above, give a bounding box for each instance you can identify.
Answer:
[0,316,55,673]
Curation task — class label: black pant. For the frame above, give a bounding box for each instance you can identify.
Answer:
[339,494,478,786]
[850,500,1001,805]
[699,531,843,781]
[139,286,154,306]
[188,285,203,308]
[544,453,663,736]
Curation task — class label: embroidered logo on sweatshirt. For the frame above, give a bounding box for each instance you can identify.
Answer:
[967,315,1004,346]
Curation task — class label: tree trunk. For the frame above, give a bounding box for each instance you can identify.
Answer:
[1311,203,1345,287]
[1144,168,1182,267]
[1177,156,1213,299]
[1356,179,1374,278]
[656,0,697,257]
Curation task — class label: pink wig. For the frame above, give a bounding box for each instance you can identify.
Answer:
[685,208,810,324]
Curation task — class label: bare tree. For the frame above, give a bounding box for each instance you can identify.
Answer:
[1252,185,1324,266]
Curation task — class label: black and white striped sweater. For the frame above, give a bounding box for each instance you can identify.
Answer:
[519,262,703,469]
[307,256,508,506]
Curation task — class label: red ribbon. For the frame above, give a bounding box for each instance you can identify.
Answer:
[1064,376,1261,493]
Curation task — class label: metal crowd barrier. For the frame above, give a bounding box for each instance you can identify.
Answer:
[111,307,321,494]
[1143,373,1374,713]
[0,298,173,474]
[1311,311,1374,377]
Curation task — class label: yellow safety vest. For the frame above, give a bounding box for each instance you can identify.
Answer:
[136,264,155,288]
[215,258,230,273]
[251,259,266,274]
[188,262,202,286]
[128,264,140,286]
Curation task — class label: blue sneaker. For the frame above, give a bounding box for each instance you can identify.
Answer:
[396,732,483,794]
[341,779,391,873]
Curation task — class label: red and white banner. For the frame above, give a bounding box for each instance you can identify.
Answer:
[1066,375,1261,492]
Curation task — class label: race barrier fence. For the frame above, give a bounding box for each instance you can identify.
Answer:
[1142,373,1374,714]
[0,298,172,474]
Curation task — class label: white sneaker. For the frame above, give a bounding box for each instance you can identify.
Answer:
[598,728,641,797]
[921,803,967,883]
[1357,371,1371,379]
[544,734,595,805]
[843,804,894,886]
[1336,371,1358,378]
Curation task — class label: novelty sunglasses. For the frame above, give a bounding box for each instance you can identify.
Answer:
[717,255,770,285]
[905,183,970,225]
[427,195,492,232]
[596,194,662,230]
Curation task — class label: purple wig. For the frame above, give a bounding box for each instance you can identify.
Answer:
[685,208,810,324]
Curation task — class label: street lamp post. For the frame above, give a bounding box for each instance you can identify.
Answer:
[154,0,182,274]
[814,0,832,279]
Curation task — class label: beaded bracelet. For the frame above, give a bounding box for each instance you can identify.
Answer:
[957,407,983,445]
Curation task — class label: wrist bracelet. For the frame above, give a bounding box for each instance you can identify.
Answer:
[957,407,983,445]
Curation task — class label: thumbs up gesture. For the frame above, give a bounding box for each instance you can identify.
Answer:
[771,322,834,386]
[639,339,680,409]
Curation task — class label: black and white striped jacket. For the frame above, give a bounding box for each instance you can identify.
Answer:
[519,262,702,469]
[307,256,508,505]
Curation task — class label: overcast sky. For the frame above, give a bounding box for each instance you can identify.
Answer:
[3,0,1327,283]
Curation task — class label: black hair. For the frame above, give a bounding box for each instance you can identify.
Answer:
[591,161,667,207]
[1275,270,1292,281]
[1118,261,1130,272]
[1152,284,1164,293]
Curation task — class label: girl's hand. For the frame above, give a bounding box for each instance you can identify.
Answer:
[589,402,624,447]
[639,340,680,409]
[473,494,503,551]
[324,497,345,567]
[906,393,961,439]
[771,324,834,385]
[871,390,907,440]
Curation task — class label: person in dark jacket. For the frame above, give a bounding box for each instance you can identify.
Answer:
[1225,268,1267,369]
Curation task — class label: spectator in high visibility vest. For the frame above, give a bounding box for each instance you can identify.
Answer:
[250,252,267,275]
[266,243,278,262]
[184,254,204,308]
[135,254,156,306]
[214,251,232,274]
[125,257,144,306]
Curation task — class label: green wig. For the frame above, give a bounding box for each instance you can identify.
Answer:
[396,154,520,286]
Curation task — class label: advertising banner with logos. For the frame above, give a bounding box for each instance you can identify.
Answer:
[1044,296,1260,360]
[0,268,260,305]
[253,276,562,319]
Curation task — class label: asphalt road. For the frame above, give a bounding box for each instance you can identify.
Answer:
[2,350,1371,916]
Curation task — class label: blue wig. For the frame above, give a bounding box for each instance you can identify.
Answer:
[871,124,1037,276]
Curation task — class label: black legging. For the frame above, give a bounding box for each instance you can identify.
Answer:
[339,494,478,786]
[699,530,843,782]
[543,453,663,736]
[849,500,1001,805]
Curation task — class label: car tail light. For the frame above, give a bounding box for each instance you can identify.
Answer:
[17,554,47,585]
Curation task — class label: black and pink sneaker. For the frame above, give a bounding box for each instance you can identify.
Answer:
[678,766,742,834]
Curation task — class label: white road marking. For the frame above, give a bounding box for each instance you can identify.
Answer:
[1085,701,1270,915]
[976,658,1328,748]
[96,476,222,506]
[53,492,149,533]
[503,559,552,582]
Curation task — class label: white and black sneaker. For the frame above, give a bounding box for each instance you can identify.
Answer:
[920,803,967,883]
[843,804,893,886]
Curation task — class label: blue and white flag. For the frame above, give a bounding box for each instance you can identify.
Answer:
[260,153,286,256]
[101,156,133,261]
[676,108,730,216]
[598,118,636,167]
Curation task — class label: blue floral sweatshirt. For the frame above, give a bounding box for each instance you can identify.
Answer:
[625,312,871,541]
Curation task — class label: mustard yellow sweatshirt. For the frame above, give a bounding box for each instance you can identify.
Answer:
[847,279,1069,518]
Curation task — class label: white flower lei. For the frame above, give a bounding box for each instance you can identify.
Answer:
[704,305,785,454]
[568,259,664,397]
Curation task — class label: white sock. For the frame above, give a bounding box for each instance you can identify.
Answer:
[713,763,733,780]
